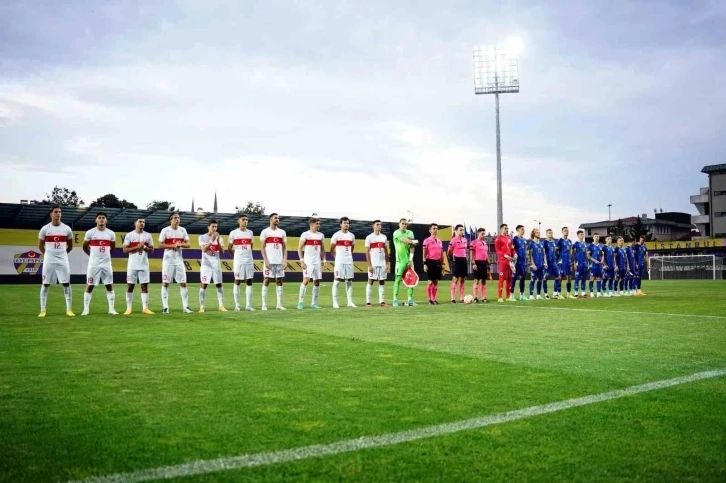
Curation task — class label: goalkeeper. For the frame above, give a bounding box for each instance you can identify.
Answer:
[392,218,419,307]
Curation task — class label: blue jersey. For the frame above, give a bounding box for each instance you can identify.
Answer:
[557,238,572,264]
[626,246,635,268]
[616,247,628,269]
[513,236,527,259]
[528,240,545,268]
[634,243,647,266]
[573,241,588,264]
[588,243,603,263]
[603,245,615,267]
[543,239,558,263]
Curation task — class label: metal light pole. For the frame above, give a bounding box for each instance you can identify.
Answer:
[534,219,541,233]
[608,204,612,221]
[473,39,521,230]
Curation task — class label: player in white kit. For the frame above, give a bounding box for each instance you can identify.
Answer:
[158,213,193,314]
[38,206,75,317]
[82,212,118,315]
[297,217,327,309]
[330,217,357,308]
[122,217,154,315]
[198,219,228,312]
[260,213,287,310]
[365,220,390,307]
[227,213,255,312]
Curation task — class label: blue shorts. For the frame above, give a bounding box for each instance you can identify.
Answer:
[575,262,589,280]
[514,260,527,279]
[635,265,645,279]
[617,268,627,279]
[590,264,603,279]
[531,267,545,280]
[604,267,615,280]
[546,263,560,279]
[558,261,572,277]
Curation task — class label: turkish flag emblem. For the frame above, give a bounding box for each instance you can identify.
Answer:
[402,267,419,288]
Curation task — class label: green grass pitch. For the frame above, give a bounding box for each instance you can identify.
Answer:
[1,280,725,482]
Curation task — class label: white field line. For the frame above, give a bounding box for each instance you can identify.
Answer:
[490,304,726,319]
[68,368,726,483]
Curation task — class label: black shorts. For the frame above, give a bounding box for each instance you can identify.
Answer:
[425,260,442,281]
[473,260,489,280]
[452,257,468,279]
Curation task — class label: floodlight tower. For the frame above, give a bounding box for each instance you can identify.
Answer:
[473,38,522,229]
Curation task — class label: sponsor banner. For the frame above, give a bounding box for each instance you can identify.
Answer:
[646,238,726,251]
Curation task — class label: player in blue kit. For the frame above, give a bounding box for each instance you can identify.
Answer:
[527,228,547,300]
[572,230,589,298]
[625,240,636,296]
[556,227,574,298]
[587,234,604,298]
[633,235,649,296]
[510,225,529,301]
[614,237,629,296]
[542,229,561,299]
[602,236,616,297]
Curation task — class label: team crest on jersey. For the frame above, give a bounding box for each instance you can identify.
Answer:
[14,250,42,275]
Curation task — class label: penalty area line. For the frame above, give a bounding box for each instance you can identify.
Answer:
[68,368,726,483]
[490,304,726,319]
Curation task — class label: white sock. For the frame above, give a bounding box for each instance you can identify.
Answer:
[40,285,49,311]
[262,285,268,306]
[299,283,307,303]
[106,290,115,311]
[63,285,72,310]
[199,288,206,308]
[378,285,385,303]
[245,285,252,307]
[346,281,353,304]
[276,285,283,306]
[126,291,133,310]
[180,287,189,308]
[141,292,149,310]
[161,286,169,309]
[312,285,320,305]
[332,280,339,304]
[365,284,372,304]
[216,286,224,307]
[233,284,240,307]
[84,291,92,312]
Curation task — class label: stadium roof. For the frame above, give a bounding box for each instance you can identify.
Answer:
[701,163,726,174]
[0,203,438,238]
[579,217,693,229]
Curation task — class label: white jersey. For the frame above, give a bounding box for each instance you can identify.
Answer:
[199,233,224,270]
[331,231,355,264]
[84,227,115,267]
[229,228,254,264]
[365,233,388,267]
[124,231,154,270]
[300,230,325,263]
[39,222,73,263]
[260,227,287,265]
[159,226,189,265]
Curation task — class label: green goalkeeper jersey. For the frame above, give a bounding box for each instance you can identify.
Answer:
[393,229,414,263]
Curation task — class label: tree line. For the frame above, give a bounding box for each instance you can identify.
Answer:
[29,186,266,215]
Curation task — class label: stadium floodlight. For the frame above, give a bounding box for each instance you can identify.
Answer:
[473,37,521,229]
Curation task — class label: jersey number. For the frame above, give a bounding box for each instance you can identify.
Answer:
[54,242,61,249]
[273,243,280,249]
[99,246,106,253]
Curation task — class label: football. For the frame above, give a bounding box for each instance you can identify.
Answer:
[463,294,474,304]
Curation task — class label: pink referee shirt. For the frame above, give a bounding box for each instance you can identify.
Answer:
[471,239,489,261]
[423,236,443,260]
[449,236,467,258]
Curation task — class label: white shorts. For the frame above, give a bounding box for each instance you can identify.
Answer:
[162,263,187,284]
[234,261,255,281]
[42,261,70,285]
[334,262,354,280]
[127,269,150,285]
[302,261,322,281]
[87,264,113,286]
[263,264,284,279]
[368,266,387,281]
[201,267,223,285]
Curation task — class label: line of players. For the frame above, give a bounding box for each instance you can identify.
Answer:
[36,207,424,316]
[492,223,650,302]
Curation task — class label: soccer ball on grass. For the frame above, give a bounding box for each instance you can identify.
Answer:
[463,294,474,304]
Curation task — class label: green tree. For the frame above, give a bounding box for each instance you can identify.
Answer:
[90,194,137,209]
[235,201,265,215]
[147,200,176,211]
[31,186,84,206]
[608,218,629,241]
[627,217,653,241]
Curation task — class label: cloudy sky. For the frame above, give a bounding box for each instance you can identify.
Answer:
[1,0,725,232]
